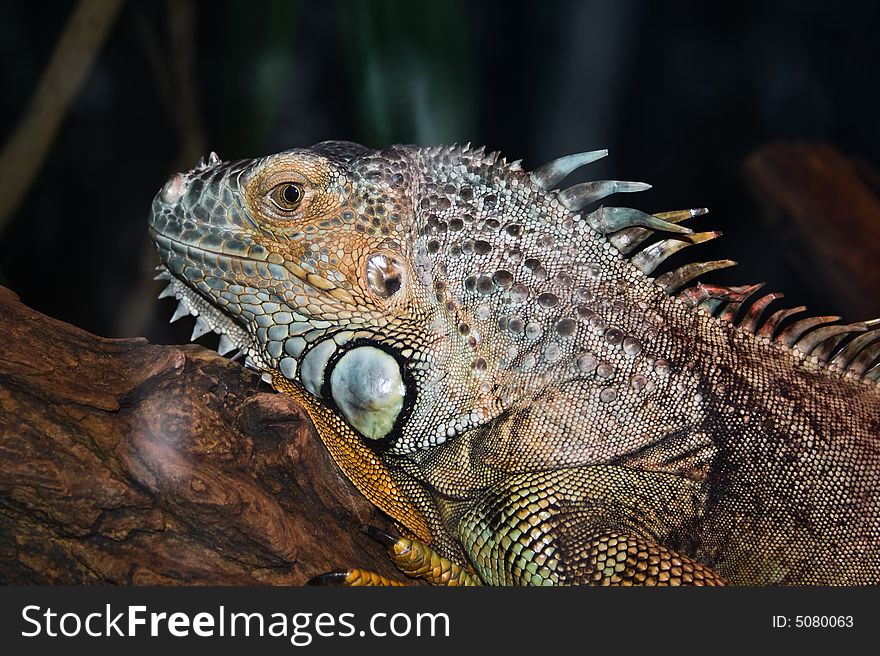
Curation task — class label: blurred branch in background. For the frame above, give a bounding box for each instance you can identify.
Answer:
[0,0,123,236]
[744,142,880,320]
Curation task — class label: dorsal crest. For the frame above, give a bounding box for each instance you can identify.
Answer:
[523,148,880,385]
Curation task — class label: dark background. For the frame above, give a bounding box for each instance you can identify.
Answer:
[1,0,878,347]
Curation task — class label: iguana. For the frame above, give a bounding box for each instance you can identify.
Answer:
[148,142,880,586]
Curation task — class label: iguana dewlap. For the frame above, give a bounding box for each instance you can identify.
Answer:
[148,142,880,585]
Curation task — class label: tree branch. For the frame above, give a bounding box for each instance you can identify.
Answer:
[0,285,402,585]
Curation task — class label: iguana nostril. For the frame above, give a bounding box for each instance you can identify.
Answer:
[160,173,187,204]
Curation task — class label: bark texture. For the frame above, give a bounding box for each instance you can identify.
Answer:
[0,285,401,585]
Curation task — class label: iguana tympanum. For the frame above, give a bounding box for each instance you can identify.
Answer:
[148,142,880,586]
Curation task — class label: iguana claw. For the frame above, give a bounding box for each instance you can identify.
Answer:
[307,525,482,586]
[361,524,482,586]
[359,523,398,547]
[307,570,408,586]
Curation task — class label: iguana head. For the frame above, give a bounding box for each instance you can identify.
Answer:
[149,141,704,461]
[150,142,419,442]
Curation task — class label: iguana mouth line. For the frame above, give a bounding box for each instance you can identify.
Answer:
[149,228,257,265]
[154,260,264,369]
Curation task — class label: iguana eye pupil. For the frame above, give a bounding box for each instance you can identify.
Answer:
[269,183,303,210]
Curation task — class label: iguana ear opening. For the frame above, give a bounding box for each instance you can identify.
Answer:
[365,252,407,302]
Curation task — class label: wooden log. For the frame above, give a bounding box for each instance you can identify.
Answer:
[0,285,404,585]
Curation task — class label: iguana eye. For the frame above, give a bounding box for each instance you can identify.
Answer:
[269,182,303,210]
[366,253,406,299]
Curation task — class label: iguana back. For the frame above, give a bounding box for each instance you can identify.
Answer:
[148,142,880,585]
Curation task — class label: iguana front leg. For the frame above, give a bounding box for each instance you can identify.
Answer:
[313,465,726,586]
[311,522,725,586]
[456,466,727,586]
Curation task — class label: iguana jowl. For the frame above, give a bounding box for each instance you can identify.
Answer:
[148,142,880,585]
